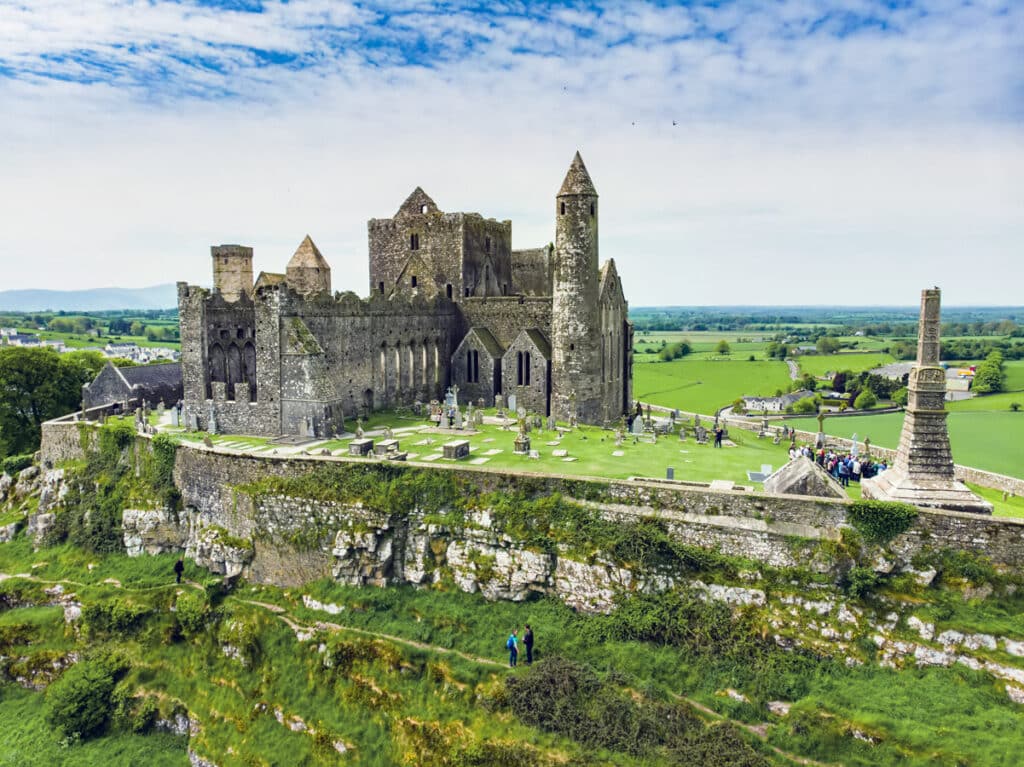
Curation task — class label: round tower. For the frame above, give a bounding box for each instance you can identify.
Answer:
[551,151,602,422]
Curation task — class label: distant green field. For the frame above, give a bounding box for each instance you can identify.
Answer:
[785,410,1024,480]
[1003,360,1024,391]
[796,352,895,378]
[634,358,792,415]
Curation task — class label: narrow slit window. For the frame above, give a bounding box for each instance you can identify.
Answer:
[560,202,565,215]
[524,352,531,385]
[485,236,491,253]
[446,284,453,299]
[410,233,419,250]
[378,281,385,294]
[411,275,418,288]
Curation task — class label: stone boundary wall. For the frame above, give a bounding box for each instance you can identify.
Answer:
[171,442,1024,569]
[39,421,88,466]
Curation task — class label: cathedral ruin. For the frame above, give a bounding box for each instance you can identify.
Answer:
[177,152,633,438]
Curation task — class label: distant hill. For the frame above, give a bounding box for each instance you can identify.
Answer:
[0,284,178,311]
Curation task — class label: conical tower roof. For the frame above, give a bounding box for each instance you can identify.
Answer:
[557,151,598,197]
[287,235,330,270]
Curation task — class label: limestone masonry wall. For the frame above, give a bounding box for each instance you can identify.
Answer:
[169,445,1024,591]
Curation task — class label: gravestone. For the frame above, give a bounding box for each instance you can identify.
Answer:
[547,415,556,431]
[374,439,399,456]
[170,408,180,427]
[666,467,675,480]
[443,440,470,459]
[630,417,644,435]
[349,439,374,456]
[507,394,517,414]
[495,393,504,411]
[473,409,484,426]
[513,432,531,455]
[207,405,218,435]
[454,409,464,429]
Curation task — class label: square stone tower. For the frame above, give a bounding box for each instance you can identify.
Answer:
[861,288,992,514]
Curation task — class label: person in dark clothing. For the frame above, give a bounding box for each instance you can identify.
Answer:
[523,624,534,665]
[713,427,723,448]
[173,558,184,584]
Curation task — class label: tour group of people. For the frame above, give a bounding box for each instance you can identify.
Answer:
[789,444,888,486]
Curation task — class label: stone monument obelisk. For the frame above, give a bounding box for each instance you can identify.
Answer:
[861,288,991,514]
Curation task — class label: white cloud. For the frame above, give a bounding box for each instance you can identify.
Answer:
[0,0,1020,305]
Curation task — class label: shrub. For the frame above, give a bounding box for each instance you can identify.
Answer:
[892,387,909,407]
[82,598,151,638]
[175,591,211,636]
[1011,402,1021,412]
[854,389,877,410]
[846,500,918,544]
[45,653,129,740]
[844,566,881,598]
[1,454,33,476]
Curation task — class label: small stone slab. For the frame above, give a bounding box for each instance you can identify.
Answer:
[546,441,561,446]
[709,480,736,492]
[483,449,503,456]
[561,457,578,462]
[552,449,568,458]
[404,453,419,461]
[348,438,374,456]
[413,439,433,446]
[482,438,495,443]
[612,450,625,457]
[470,457,490,465]
[419,453,443,462]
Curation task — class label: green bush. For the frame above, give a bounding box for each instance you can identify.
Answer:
[892,387,909,407]
[45,653,129,740]
[844,566,881,598]
[1,454,33,476]
[175,591,211,636]
[853,389,877,410]
[846,500,918,544]
[82,598,151,638]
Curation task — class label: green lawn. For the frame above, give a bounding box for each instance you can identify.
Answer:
[403,419,794,485]
[795,352,895,378]
[633,358,792,415]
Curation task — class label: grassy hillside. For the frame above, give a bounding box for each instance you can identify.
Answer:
[3,540,1024,767]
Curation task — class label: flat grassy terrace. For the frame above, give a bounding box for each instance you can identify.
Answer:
[156,410,793,489]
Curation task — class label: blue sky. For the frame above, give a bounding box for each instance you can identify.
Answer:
[0,0,1021,305]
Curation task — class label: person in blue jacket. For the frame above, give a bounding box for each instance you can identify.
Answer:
[506,629,518,667]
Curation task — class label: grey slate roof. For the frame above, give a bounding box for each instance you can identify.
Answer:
[119,362,182,388]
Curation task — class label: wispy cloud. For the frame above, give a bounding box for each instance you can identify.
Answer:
[0,1,1020,304]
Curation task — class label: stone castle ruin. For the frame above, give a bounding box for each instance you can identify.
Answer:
[177,152,633,437]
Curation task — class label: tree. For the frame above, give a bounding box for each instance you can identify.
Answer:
[715,340,731,356]
[731,397,747,415]
[972,351,1005,394]
[892,387,909,407]
[854,389,877,410]
[0,348,101,457]
[816,336,839,354]
[129,321,145,337]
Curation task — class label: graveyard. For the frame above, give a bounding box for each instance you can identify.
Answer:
[149,403,793,488]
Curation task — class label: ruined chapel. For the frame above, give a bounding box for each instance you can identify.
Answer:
[177,152,633,438]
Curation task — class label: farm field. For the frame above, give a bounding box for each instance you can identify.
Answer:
[796,352,895,378]
[633,358,792,415]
